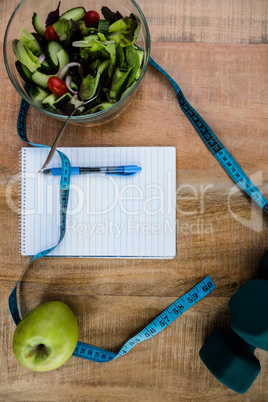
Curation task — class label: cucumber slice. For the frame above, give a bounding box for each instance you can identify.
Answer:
[59,7,86,21]
[31,71,51,88]
[32,12,45,35]
[98,20,110,34]
[45,41,64,68]
[41,93,59,110]
[15,60,33,85]
[54,93,72,107]
[31,86,50,101]
[57,48,69,75]
[32,49,69,88]
[41,59,52,71]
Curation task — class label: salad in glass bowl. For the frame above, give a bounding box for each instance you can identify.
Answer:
[4,0,150,124]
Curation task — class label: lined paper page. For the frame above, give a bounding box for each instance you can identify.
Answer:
[21,147,176,258]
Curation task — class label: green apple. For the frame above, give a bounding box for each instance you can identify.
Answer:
[13,301,79,371]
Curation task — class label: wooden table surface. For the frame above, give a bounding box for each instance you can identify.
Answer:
[1,0,267,400]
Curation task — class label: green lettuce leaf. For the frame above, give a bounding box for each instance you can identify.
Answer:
[108,14,140,47]
[97,32,107,42]
[116,44,125,67]
[53,18,80,46]
[109,67,133,100]
[72,34,100,48]
[86,102,113,114]
[78,20,98,36]
[124,46,143,88]
[12,39,41,73]
[106,43,116,77]
[78,36,116,77]
[19,29,42,56]
[79,59,109,100]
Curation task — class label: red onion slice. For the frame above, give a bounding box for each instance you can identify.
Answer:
[65,75,78,95]
[38,53,46,63]
[58,62,81,80]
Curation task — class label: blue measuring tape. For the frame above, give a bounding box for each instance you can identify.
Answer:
[9,54,267,363]
[9,100,71,326]
[73,276,215,362]
[149,57,268,214]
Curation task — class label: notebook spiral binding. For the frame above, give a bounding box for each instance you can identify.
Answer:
[19,148,27,255]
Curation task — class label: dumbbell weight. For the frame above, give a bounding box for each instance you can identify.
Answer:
[199,252,268,393]
[199,328,260,393]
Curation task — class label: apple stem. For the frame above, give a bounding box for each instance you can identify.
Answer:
[27,344,49,360]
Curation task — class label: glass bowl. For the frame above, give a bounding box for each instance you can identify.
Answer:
[4,0,150,124]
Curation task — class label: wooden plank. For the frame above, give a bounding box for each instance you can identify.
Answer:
[141,0,268,44]
[1,0,268,44]
[0,0,267,400]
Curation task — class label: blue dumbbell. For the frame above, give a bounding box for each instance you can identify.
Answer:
[199,251,268,393]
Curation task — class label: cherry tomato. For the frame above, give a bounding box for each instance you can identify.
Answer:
[45,25,59,41]
[82,10,100,27]
[47,77,68,96]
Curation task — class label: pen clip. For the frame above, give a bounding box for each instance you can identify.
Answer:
[106,166,142,176]
[105,172,137,176]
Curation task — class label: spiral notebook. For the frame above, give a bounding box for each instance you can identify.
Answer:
[20,147,176,258]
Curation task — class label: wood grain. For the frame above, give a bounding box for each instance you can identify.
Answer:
[0,0,268,401]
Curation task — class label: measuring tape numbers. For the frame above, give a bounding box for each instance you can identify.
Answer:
[73,276,215,363]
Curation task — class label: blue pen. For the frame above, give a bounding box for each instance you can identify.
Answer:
[41,165,142,176]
